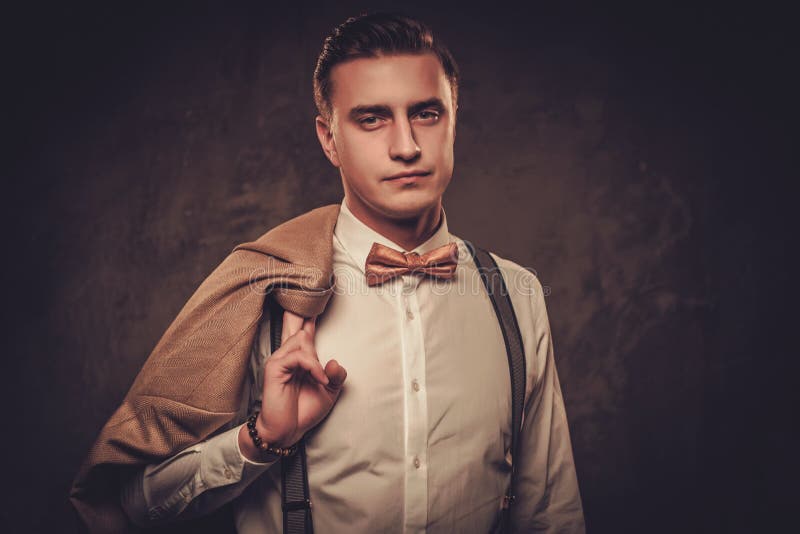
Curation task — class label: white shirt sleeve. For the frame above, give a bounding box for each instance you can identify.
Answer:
[120,423,277,527]
[511,275,586,533]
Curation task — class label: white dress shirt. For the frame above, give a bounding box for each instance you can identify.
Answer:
[121,199,585,533]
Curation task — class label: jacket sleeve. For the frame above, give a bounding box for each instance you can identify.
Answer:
[511,276,585,533]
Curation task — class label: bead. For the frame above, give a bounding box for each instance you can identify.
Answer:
[244,412,298,457]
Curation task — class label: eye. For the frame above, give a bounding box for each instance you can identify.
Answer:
[359,116,382,129]
[415,110,440,122]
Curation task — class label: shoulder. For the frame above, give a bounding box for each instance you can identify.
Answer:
[490,251,542,293]
[491,250,549,317]
[455,237,545,303]
[455,238,551,330]
[233,204,340,261]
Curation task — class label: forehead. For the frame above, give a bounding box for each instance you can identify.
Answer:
[329,53,451,113]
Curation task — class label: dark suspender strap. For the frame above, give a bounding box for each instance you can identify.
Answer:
[465,242,527,533]
[268,296,314,534]
[270,295,283,357]
[282,441,313,534]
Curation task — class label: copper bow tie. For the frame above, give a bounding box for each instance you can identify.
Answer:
[364,242,460,287]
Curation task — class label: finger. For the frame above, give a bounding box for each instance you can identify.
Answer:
[271,329,317,361]
[281,309,305,344]
[302,316,317,339]
[324,359,347,390]
[279,350,329,385]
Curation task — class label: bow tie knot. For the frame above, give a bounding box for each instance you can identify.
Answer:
[365,242,459,287]
[405,252,425,269]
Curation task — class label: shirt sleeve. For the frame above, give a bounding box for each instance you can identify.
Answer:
[120,423,277,527]
[511,276,586,533]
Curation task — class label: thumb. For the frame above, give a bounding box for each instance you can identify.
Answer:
[324,359,347,390]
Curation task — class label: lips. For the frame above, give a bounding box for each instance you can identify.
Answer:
[384,170,432,181]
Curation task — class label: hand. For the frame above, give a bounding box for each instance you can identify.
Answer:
[240,310,347,460]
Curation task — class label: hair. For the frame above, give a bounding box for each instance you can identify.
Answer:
[313,12,460,121]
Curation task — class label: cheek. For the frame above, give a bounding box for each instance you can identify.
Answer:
[339,131,373,166]
[426,127,455,165]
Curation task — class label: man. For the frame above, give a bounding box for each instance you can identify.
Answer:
[78,12,584,533]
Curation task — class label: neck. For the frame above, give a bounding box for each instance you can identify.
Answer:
[344,195,443,252]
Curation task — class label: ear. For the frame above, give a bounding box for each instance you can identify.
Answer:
[453,103,458,139]
[315,115,341,168]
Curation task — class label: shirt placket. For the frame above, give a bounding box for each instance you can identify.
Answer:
[399,273,429,533]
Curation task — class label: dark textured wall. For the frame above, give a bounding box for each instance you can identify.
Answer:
[4,2,793,533]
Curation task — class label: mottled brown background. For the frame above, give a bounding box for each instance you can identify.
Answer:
[3,2,794,533]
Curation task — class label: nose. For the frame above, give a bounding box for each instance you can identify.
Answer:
[388,117,421,161]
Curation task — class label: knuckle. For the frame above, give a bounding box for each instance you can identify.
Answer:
[299,351,319,366]
[306,348,321,362]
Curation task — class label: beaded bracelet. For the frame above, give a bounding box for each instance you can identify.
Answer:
[246,413,298,457]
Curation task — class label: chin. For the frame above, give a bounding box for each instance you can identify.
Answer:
[375,193,441,220]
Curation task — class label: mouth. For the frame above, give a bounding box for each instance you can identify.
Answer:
[383,170,432,182]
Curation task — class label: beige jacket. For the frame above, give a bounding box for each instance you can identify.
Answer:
[70,204,341,533]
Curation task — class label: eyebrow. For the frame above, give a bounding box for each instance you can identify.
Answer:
[348,97,446,121]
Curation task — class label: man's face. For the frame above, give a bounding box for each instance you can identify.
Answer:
[316,53,456,221]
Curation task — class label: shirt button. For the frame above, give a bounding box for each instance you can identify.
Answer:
[406,309,414,320]
[413,457,421,469]
[412,379,420,392]
[224,467,232,479]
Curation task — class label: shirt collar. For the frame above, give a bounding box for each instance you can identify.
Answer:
[334,197,453,275]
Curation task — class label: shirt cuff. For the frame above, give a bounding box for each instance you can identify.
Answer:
[235,423,279,466]
[199,424,274,490]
